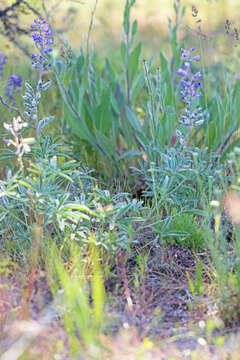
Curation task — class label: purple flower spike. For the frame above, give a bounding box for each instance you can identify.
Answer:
[4,74,22,106]
[177,68,187,77]
[177,47,204,133]
[0,50,7,77]
[30,18,53,70]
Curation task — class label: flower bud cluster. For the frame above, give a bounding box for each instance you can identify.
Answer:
[177,47,204,146]
[30,18,53,70]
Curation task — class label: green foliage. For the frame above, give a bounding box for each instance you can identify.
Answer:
[195,71,240,159]
[2,0,240,341]
[207,148,240,325]
[47,241,105,353]
[53,0,145,177]
[158,212,206,250]
[52,0,184,178]
[0,135,143,256]
[134,146,223,213]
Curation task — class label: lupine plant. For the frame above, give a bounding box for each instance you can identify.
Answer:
[176,47,204,147]
[0,17,144,258]
[23,18,54,140]
[1,2,240,354]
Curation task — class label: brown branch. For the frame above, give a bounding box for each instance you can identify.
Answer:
[0,0,42,57]
[0,0,24,18]
[22,0,42,18]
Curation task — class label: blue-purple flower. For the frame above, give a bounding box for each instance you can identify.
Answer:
[177,68,187,77]
[30,18,53,70]
[0,51,7,77]
[177,47,204,146]
[4,74,22,106]
[194,72,202,80]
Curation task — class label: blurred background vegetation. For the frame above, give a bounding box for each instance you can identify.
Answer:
[1,0,240,60]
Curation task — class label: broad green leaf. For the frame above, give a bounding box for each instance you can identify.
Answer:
[129,43,142,85]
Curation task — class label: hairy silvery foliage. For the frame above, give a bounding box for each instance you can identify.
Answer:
[0,157,94,252]
[0,156,143,255]
[134,147,224,212]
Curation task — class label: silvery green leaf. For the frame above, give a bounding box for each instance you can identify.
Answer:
[42,81,52,91]
[25,82,34,93]
[50,156,57,169]
[195,119,204,126]
[176,129,183,138]
[37,116,55,131]
[22,95,32,101]
[24,103,33,110]
[24,112,31,118]
[36,92,41,101]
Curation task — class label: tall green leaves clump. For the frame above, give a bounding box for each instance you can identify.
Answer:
[195,71,240,159]
[121,0,143,106]
[54,0,144,178]
[53,0,188,178]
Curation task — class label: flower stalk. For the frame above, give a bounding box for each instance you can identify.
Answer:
[177,47,204,147]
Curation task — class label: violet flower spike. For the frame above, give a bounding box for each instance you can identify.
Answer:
[30,18,53,71]
[26,18,54,140]
[177,47,204,146]
[0,50,7,77]
[4,74,22,106]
